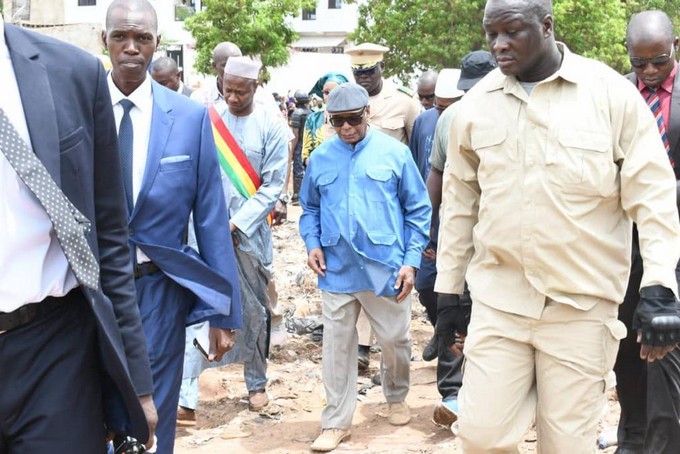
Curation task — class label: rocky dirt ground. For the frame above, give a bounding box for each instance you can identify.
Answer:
[174,206,621,453]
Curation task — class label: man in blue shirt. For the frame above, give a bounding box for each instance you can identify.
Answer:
[300,83,431,452]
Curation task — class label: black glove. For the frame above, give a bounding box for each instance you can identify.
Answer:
[435,293,471,348]
[633,285,680,347]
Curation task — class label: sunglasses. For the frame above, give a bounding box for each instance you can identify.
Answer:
[630,43,675,68]
[329,109,366,127]
[352,66,378,76]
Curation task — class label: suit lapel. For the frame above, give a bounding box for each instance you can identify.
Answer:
[131,81,173,220]
[5,25,61,185]
[668,73,680,169]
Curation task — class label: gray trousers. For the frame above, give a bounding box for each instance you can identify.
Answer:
[321,290,412,429]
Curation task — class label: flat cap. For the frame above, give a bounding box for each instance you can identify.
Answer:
[224,56,261,80]
[435,68,465,99]
[326,82,369,113]
[345,43,389,70]
[458,51,497,90]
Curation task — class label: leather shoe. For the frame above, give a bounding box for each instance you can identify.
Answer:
[422,335,438,361]
[388,402,411,426]
[432,400,457,428]
[358,345,370,371]
[248,390,269,411]
[311,428,351,452]
[176,406,196,427]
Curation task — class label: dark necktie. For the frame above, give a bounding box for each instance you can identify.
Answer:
[0,108,99,290]
[118,99,135,212]
[646,89,674,168]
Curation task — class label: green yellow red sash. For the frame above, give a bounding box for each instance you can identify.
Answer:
[208,105,272,225]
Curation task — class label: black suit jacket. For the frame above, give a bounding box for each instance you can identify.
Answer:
[626,71,680,180]
[4,24,152,440]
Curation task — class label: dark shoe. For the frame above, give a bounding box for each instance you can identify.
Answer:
[176,406,196,427]
[432,399,458,428]
[422,335,438,361]
[358,345,370,371]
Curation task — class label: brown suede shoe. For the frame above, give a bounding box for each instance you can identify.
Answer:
[248,390,269,411]
[311,429,351,452]
[387,402,411,426]
[176,406,196,427]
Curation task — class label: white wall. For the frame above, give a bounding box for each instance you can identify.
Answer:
[290,0,359,34]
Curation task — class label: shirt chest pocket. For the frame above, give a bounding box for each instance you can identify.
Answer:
[365,168,397,202]
[547,130,616,195]
[317,171,338,196]
[472,128,510,190]
[380,118,404,131]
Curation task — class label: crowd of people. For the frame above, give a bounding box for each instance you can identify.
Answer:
[2,0,680,453]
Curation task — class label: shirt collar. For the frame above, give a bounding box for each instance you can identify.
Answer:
[107,73,153,113]
[637,61,677,94]
[486,42,579,93]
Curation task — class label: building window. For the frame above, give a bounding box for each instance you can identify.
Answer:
[328,0,342,9]
[13,0,30,20]
[302,8,316,20]
[175,0,196,21]
[78,0,96,5]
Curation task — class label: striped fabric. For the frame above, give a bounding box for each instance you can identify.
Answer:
[646,89,675,168]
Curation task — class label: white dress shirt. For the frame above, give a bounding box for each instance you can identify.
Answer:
[0,19,77,312]
[107,74,153,264]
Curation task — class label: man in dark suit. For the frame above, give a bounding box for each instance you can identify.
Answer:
[102,1,242,452]
[617,10,680,454]
[0,15,156,454]
[151,56,194,97]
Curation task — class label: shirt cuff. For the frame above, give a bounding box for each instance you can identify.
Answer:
[434,272,467,294]
[641,266,680,301]
[403,253,422,270]
[304,237,322,252]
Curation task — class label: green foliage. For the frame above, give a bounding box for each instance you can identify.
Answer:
[349,0,680,80]
[185,0,315,75]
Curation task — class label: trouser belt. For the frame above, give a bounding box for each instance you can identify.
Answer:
[134,261,161,279]
[0,287,81,334]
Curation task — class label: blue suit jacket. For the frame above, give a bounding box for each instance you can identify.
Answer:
[4,24,151,440]
[128,81,242,329]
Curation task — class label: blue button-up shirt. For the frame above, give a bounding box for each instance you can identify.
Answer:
[299,127,431,296]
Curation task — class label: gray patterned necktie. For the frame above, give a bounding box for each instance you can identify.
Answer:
[0,108,100,290]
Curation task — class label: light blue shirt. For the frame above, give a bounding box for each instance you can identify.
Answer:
[299,127,431,296]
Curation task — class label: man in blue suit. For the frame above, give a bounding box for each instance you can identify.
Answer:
[0,15,155,454]
[102,1,242,452]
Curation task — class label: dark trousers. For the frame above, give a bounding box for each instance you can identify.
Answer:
[614,239,680,453]
[136,272,190,454]
[0,290,107,453]
[418,287,463,400]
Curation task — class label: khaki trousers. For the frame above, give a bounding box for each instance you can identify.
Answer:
[320,291,412,429]
[458,299,626,454]
[356,309,373,346]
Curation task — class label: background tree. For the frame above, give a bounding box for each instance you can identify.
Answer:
[185,0,315,74]
[349,0,680,81]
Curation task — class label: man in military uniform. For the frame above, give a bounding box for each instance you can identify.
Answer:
[346,43,422,145]
[345,43,423,371]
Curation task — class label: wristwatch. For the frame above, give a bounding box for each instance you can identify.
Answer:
[279,194,290,204]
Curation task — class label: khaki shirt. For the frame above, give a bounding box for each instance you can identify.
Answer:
[429,102,457,172]
[434,44,680,319]
[368,80,422,145]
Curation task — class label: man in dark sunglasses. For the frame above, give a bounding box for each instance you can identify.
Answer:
[416,70,439,110]
[614,10,680,454]
[299,82,431,452]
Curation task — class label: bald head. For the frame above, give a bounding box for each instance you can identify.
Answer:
[627,10,674,45]
[212,42,243,86]
[417,70,438,109]
[151,57,181,91]
[105,0,158,32]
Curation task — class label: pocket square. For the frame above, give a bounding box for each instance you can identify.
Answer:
[160,155,191,164]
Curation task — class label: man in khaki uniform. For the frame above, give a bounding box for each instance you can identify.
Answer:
[435,0,680,452]
[346,43,422,370]
[346,43,421,145]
